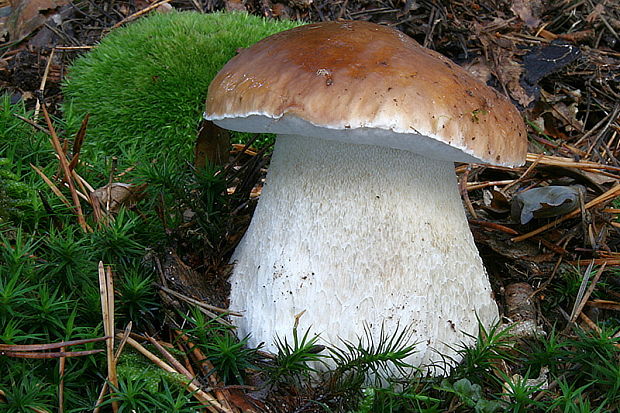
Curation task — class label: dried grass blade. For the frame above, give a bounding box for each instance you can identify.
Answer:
[41,104,90,232]
[30,163,72,208]
[69,113,90,171]
[570,262,605,323]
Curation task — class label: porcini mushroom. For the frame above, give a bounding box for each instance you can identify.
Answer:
[205,21,527,371]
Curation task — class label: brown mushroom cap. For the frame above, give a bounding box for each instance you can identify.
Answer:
[206,20,527,166]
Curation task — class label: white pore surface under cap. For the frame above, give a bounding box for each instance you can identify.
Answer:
[229,134,499,371]
[211,113,486,164]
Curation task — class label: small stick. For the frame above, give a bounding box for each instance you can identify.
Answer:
[106,157,118,213]
[577,314,620,349]
[145,335,197,384]
[524,152,620,172]
[68,114,90,171]
[159,285,241,317]
[33,49,55,120]
[158,287,232,326]
[231,143,258,156]
[93,322,132,413]
[13,113,51,134]
[587,299,620,311]
[1,349,103,358]
[98,262,119,413]
[466,179,515,191]
[468,219,519,235]
[578,312,601,333]
[568,260,595,325]
[175,331,233,411]
[54,45,94,50]
[503,152,544,193]
[93,325,132,412]
[0,337,108,352]
[459,166,477,219]
[59,345,66,413]
[109,0,174,30]
[70,169,92,204]
[120,335,227,413]
[72,170,96,193]
[60,180,89,202]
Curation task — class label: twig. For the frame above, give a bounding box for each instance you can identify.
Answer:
[503,152,545,193]
[120,335,228,413]
[12,113,51,134]
[158,285,242,317]
[0,350,103,358]
[145,335,197,385]
[459,166,477,219]
[54,45,94,50]
[59,345,66,413]
[175,331,234,411]
[33,49,55,120]
[109,0,174,30]
[468,219,519,235]
[0,337,108,352]
[466,179,515,191]
[98,262,119,413]
[93,322,132,413]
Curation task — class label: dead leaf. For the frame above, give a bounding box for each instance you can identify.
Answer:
[511,185,583,224]
[7,0,69,43]
[195,119,230,169]
[499,54,534,107]
[586,3,606,24]
[510,0,542,30]
[225,0,246,12]
[463,57,493,85]
[91,183,147,213]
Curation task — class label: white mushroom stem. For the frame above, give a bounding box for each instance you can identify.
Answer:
[229,134,499,370]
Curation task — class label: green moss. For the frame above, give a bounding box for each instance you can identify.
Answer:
[0,158,34,223]
[63,11,301,165]
[116,351,187,394]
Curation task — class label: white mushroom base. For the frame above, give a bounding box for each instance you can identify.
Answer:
[229,135,499,373]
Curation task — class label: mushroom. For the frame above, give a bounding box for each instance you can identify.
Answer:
[205,21,527,371]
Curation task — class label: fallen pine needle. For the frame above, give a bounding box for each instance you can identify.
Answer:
[119,335,229,413]
[98,262,119,412]
[93,322,132,413]
[30,164,72,208]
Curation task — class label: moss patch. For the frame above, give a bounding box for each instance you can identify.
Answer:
[63,11,301,164]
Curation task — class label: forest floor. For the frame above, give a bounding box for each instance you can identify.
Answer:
[1,0,620,412]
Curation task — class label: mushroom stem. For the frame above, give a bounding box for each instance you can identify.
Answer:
[230,134,499,371]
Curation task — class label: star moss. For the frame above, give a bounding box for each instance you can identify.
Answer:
[63,11,301,164]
